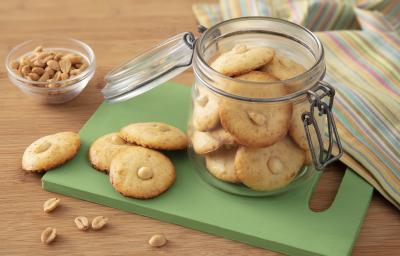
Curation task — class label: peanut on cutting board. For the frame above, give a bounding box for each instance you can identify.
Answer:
[10,45,89,88]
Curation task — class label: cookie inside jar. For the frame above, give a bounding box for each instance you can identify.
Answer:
[189,37,323,195]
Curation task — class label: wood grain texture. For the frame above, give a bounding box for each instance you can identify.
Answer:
[0,0,398,255]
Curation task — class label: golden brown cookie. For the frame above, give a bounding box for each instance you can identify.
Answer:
[205,147,240,183]
[211,44,275,77]
[190,126,237,154]
[109,146,175,199]
[235,137,305,191]
[210,127,237,148]
[120,122,188,150]
[234,70,277,82]
[260,55,306,80]
[192,86,220,131]
[89,133,131,173]
[190,130,222,154]
[22,132,80,172]
[219,71,292,147]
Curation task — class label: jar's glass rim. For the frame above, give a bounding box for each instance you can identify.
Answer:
[194,17,325,102]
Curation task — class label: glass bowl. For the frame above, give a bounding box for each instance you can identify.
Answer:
[5,38,95,104]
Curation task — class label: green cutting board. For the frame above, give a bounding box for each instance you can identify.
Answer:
[42,83,373,256]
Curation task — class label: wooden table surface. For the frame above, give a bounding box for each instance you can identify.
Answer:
[0,0,398,255]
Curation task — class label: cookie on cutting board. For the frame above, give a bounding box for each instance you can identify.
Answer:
[120,122,188,150]
[88,133,131,173]
[109,146,176,199]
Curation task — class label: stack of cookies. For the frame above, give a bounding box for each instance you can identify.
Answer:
[189,44,313,191]
[89,122,188,199]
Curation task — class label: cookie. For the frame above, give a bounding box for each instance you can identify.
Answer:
[89,133,131,173]
[234,70,278,82]
[219,71,292,147]
[211,44,275,77]
[109,146,175,199]
[190,130,222,154]
[210,127,236,147]
[22,132,80,172]
[190,126,237,154]
[120,122,188,150]
[260,55,306,80]
[205,147,240,183]
[192,86,220,131]
[235,137,305,191]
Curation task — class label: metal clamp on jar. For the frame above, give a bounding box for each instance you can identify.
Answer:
[102,17,343,196]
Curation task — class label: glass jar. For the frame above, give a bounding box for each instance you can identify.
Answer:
[102,17,343,196]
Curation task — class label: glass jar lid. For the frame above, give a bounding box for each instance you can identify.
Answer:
[102,32,196,103]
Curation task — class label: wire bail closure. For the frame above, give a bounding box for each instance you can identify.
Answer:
[183,32,196,49]
[302,81,343,170]
[179,32,196,66]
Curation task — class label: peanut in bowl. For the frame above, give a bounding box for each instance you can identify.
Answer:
[5,38,95,104]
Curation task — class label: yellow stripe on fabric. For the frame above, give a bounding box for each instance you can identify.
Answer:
[343,32,400,93]
[350,33,400,90]
[374,0,400,31]
[335,119,400,203]
[318,33,398,180]
[333,107,400,194]
[320,91,399,193]
[326,2,345,30]
[319,33,400,136]
[192,4,222,27]
[359,22,400,51]
[330,81,399,171]
[285,0,308,24]
[322,32,398,96]
[327,78,400,177]
[232,0,242,17]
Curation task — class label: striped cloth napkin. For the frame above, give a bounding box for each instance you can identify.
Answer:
[193,0,400,209]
